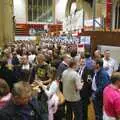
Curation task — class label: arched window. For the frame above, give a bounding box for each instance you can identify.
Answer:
[85,0,93,7]
[115,2,120,29]
[28,0,53,22]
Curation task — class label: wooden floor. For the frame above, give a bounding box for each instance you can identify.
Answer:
[88,102,95,120]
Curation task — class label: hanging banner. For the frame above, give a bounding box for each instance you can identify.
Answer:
[85,18,101,28]
[15,36,36,41]
[106,0,112,30]
[77,44,84,54]
[63,9,83,32]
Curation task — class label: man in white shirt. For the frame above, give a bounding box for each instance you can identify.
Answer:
[103,50,118,77]
[28,51,36,64]
[16,55,35,83]
[21,55,31,70]
[77,57,94,120]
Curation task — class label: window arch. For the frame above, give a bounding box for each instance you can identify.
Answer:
[28,0,53,22]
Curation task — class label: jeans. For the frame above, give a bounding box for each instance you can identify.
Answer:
[92,92,103,120]
[65,100,82,120]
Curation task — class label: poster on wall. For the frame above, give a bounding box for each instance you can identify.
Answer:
[77,44,84,54]
[15,36,36,41]
[106,0,112,30]
[80,36,91,44]
[63,9,83,32]
[77,36,91,53]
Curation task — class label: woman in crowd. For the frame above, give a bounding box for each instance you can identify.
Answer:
[35,67,60,120]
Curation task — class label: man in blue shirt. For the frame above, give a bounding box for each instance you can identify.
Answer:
[92,59,110,120]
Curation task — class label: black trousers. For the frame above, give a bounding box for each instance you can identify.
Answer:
[54,103,65,120]
[81,99,89,120]
[65,100,82,120]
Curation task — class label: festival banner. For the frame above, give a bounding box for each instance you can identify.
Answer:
[106,0,112,30]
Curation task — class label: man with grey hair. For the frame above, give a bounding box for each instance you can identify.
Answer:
[56,54,72,81]
[0,81,45,120]
[94,50,101,61]
[103,50,118,77]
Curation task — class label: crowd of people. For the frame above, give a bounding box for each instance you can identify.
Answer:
[0,37,119,120]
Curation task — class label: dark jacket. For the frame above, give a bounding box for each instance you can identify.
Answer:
[77,67,94,103]
[56,62,68,80]
[0,98,44,120]
[0,66,17,90]
[95,68,110,97]
[13,64,35,84]
[56,62,68,92]
[12,56,19,66]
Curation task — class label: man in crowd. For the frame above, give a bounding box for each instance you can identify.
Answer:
[35,54,50,85]
[85,52,94,70]
[103,50,118,77]
[56,54,72,92]
[0,57,17,90]
[92,60,110,120]
[28,51,36,64]
[13,55,35,83]
[56,54,71,80]
[77,57,94,120]
[94,50,101,61]
[62,59,83,120]
[103,72,120,120]
[0,81,44,120]
[92,59,110,120]
[34,54,50,118]
[12,51,20,66]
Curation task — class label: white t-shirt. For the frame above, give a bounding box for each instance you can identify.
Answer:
[92,73,97,92]
[103,111,116,120]
[22,64,30,70]
[17,55,21,61]
[103,58,118,77]
[28,54,36,64]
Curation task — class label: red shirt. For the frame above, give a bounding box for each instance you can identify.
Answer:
[103,84,120,118]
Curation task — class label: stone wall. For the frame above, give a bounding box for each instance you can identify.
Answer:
[13,0,27,23]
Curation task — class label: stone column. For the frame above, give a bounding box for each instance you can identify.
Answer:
[112,1,117,30]
[0,0,4,46]
[0,0,14,47]
[3,0,14,43]
[66,0,73,16]
[52,0,56,23]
